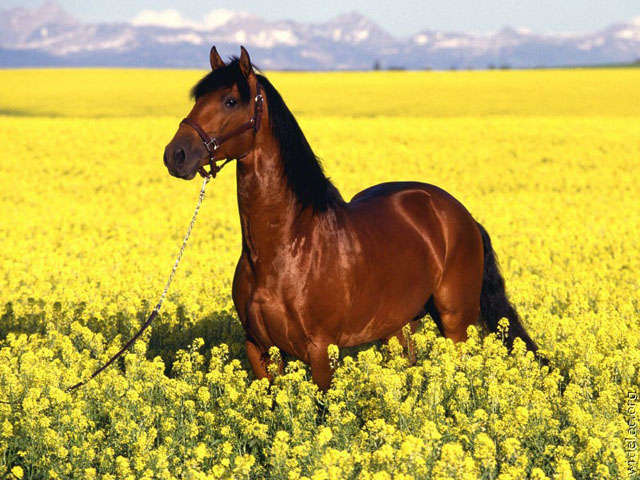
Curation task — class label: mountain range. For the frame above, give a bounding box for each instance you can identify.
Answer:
[1,2,639,70]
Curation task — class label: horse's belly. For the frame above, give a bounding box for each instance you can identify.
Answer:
[336,280,433,347]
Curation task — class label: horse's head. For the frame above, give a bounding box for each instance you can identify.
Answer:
[164,46,262,180]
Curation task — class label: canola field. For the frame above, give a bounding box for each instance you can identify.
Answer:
[0,68,639,480]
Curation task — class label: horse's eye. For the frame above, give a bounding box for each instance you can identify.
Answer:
[225,98,238,108]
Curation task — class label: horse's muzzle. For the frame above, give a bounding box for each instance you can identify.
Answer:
[164,142,201,179]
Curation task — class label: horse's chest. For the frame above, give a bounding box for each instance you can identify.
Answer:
[233,241,352,357]
[244,290,309,360]
[233,256,303,349]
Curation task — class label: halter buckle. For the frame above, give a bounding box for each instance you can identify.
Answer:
[204,138,219,153]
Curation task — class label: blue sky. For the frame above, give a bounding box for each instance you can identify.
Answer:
[10,0,640,36]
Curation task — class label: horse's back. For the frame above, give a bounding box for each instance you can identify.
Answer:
[351,181,463,209]
[349,181,476,233]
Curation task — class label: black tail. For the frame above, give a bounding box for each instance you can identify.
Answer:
[476,222,539,353]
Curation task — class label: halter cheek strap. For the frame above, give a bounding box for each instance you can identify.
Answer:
[180,83,264,178]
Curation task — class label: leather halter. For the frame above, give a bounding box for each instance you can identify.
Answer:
[180,82,264,178]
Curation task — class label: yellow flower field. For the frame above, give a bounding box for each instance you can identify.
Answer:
[0,67,639,479]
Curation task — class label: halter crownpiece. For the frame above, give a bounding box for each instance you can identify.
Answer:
[180,82,264,178]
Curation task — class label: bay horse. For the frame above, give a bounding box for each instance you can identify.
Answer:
[164,46,540,391]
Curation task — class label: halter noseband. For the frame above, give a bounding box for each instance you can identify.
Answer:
[180,82,264,178]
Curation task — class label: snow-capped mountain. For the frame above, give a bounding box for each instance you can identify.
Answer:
[1,2,639,69]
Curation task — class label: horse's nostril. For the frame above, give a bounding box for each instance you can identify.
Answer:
[174,147,186,167]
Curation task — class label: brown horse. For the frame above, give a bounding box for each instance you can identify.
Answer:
[164,46,540,391]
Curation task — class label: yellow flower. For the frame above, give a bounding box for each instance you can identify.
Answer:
[328,344,339,369]
[233,454,256,476]
[222,441,233,456]
[317,427,333,447]
[194,442,207,462]
[501,437,521,460]
[473,433,496,470]
[530,468,550,480]
[553,460,575,480]
[1,420,13,438]
[11,466,24,479]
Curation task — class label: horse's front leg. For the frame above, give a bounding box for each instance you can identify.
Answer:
[245,338,284,380]
[241,297,284,382]
[245,339,269,380]
[306,340,333,392]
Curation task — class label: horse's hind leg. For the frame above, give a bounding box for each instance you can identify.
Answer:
[431,285,481,342]
[427,220,483,342]
[426,293,475,342]
[432,304,478,343]
[383,320,420,364]
[431,268,482,343]
[425,296,444,336]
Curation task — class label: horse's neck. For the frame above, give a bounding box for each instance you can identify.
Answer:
[235,140,304,260]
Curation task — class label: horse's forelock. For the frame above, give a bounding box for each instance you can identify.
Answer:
[190,58,250,103]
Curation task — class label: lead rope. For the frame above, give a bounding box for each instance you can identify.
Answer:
[154,174,211,313]
[65,174,212,392]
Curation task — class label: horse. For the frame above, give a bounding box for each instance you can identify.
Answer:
[163,46,541,391]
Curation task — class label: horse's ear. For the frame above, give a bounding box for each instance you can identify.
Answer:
[238,46,255,79]
[210,46,225,70]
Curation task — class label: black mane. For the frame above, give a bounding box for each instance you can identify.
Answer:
[256,74,343,212]
[191,58,250,103]
[191,59,343,212]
